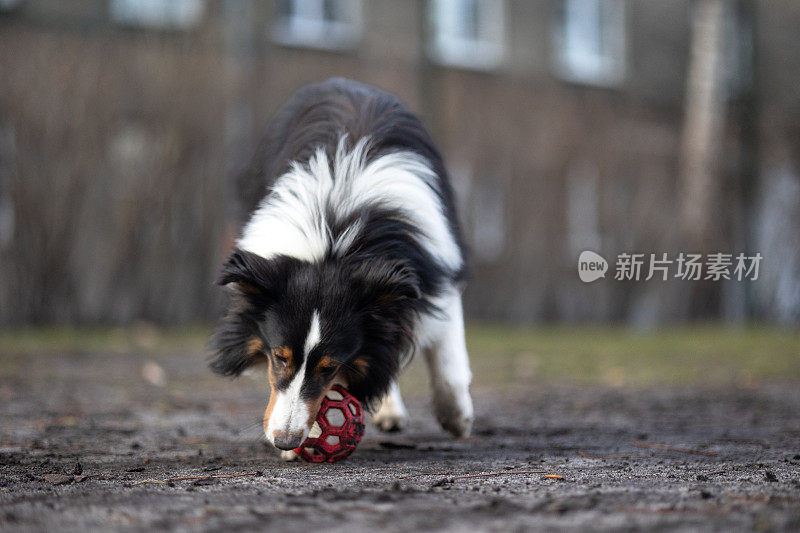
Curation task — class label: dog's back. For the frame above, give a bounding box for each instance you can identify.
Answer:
[235,78,464,257]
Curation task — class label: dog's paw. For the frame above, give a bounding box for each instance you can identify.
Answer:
[432,384,473,438]
[279,450,299,462]
[372,387,408,433]
[372,410,407,433]
[437,412,473,438]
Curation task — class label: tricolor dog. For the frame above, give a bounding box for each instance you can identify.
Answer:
[210,78,473,459]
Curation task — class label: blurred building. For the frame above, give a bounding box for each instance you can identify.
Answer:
[0,0,798,325]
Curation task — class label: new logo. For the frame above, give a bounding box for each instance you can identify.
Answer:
[578,251,608,283]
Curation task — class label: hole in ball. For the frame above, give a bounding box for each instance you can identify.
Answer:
[326,389,344,401]
[325,407,345,427]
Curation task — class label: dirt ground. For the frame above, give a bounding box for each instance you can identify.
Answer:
[1,347,799,532]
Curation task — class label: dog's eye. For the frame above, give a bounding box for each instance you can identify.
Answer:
[271,351,288,368]
[269,347,292,369]
[319,364,337,376]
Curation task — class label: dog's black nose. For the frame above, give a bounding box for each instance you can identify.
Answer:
[273,432,304,450]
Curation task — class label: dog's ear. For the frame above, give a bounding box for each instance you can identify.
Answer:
[209,307,262,377]
[217,248,294,303]
[352,259,422,308]
[218,248,270,292]
[211,249,289,377]
[349,259,423,372]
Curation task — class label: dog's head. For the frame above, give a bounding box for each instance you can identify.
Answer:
[210,248,421,450]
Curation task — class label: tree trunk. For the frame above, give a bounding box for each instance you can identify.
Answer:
[679,0,727,251]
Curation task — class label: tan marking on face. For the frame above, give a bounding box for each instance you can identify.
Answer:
[263,347,295,432]
[247,337,264,358]
[263,346,303,438]
[351,357,369,375]
[315,354,340,379]
[263,363,279,432]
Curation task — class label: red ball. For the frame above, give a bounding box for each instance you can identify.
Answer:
[294,384,365,463]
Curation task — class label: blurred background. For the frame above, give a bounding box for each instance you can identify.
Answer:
[3,4,800,525]
[0,0,799,331]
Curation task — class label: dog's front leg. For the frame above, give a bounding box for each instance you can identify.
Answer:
[422,289,473,438]
[372,381,408,432]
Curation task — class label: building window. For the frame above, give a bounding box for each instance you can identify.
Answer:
[428,0,505,70]
[554,0,625,86]
[271,0,362,51]
[110,0,205,30]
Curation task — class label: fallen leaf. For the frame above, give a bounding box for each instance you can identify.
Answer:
[141,360,166,387]
[43,474,74,485]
